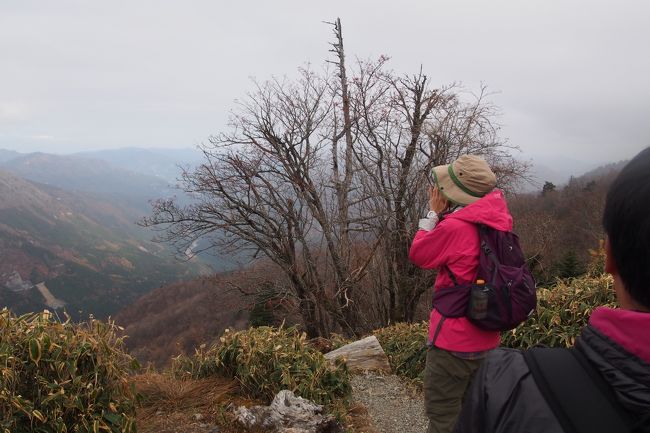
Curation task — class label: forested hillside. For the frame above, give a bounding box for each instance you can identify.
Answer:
[0,169,208,318]
[114,275,250,366]
[510,162,625,284]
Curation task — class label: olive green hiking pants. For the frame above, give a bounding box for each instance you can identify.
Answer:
[424,346,484,433]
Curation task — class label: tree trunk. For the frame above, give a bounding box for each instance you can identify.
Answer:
[331,17,357,334]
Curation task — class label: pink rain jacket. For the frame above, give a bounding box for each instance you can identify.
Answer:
[409,190,513,352]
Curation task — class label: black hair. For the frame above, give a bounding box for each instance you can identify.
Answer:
[603,147,650,308]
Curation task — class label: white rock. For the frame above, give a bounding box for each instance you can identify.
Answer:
[235,390,342,433]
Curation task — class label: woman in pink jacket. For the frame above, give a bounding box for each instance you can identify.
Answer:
[409,155,512,433]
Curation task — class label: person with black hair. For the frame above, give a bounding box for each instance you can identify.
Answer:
[453,147,650,433]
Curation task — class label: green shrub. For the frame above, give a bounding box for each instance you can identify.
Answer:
[0,309,139,433]
[372,274,617,385]
[328,333,351,351]
[554,250,586,279]
[502,274,617,349]
[248,283,284,328]
[171,326,351,406]
[373,322,428,382]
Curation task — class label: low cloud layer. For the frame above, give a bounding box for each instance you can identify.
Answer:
[1,0,648,163]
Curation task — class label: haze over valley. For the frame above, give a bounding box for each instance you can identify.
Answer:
[1,1,648,373]
[0,144,624,327]
[0,147,236,319]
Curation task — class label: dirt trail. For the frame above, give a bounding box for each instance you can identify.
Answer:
[351,372,428,433]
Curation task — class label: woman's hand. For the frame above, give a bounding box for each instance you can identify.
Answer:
[429,186,448,213]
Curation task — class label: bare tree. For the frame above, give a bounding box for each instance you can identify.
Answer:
[144,23,369,337]
[350,63,528,322]
[143,19,529,334]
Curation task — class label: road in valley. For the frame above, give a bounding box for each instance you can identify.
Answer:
[35,282,66,309]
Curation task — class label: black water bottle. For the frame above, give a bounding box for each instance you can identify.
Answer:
[469,279,489,320]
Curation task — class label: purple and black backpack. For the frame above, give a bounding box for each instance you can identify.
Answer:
[432,223,536,331]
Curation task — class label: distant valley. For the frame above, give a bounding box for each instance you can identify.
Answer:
[0,146,613,322]
[0,147,236,319]
[75,147,205,182]
[0,145,628,368]
[1,151,178,213]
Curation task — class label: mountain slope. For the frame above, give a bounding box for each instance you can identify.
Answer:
[0,149,22,163]
[0,170,207,318]
[75,147,204,182]
[114,275,250,366]
[0,152,174,212]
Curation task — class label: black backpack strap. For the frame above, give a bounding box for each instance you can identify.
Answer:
[523,347,633,433]
[432,265,454,346]
[430,316,446,346]
[477,224,500,283]
[444,265,459,286]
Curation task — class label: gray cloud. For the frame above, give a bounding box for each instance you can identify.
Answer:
[1,0,648,162]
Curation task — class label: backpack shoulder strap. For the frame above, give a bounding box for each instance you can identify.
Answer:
[443,265,459,286]
[476,224,500,283]
[523,347,632,433]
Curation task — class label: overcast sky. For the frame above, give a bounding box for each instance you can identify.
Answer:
[1,0,648,164]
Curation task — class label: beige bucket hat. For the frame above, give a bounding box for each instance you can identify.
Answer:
[431,155,497,205]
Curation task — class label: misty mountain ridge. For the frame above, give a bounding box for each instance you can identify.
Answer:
[0,147,616,196]
[0,169,210,318]
[578,160,629,182]
[0,147,241,269]
[516,154,609,192]
[0,145,630,324]
[74,147,204,182]
[0,149,22,163]
[0,146,203,183]
[0,152,176,212]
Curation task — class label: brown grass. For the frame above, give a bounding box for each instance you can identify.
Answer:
[134,373,236,415]
[133,372,369,433]
[133,372,275,433]
[346,403,380,433]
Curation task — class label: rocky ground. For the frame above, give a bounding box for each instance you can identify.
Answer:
[135,371,427,433]
[351,372,428,433]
